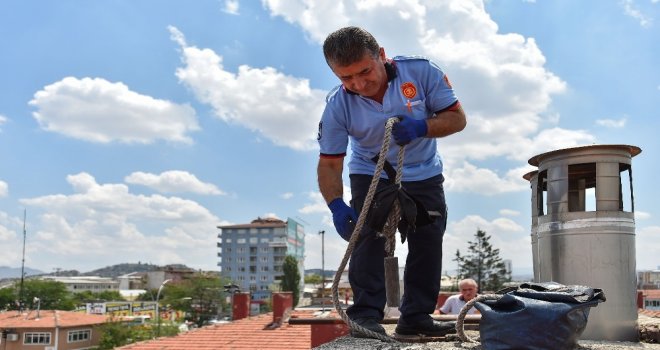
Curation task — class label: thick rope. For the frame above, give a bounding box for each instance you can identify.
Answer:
[331,117,404,342]
[455,294,502,343]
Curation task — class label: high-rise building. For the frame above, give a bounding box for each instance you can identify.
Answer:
[217,217,305,301]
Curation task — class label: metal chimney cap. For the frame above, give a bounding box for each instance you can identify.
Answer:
[527,144,642,167]
[522,170,538,181]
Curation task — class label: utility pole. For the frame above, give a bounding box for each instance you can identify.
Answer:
[319,230,325,311]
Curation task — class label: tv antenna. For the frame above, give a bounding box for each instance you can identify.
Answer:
[19,209,27,312]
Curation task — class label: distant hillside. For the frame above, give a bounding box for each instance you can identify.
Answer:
[82,263,164,278]
[1,263,196,280]
[0,266,44,279]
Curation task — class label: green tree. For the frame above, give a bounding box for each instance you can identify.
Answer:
[304,274,322,284]
[97,320,179,349]
[70,290,125,304]
[281,255,301,307]
[97,320,134,349]
[455,229,511,292]
[17,279,75,310]
[135,288,158,301]
[0,287,16,310]
[161,273,229,327]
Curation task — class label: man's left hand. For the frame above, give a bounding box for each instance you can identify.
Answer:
[392,115,428,145]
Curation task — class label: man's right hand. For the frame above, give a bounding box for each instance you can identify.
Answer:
[328,198,358,241]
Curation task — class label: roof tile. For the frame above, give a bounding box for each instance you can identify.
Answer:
[118,311,313,350]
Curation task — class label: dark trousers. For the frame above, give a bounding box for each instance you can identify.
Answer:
[346,173,447,323]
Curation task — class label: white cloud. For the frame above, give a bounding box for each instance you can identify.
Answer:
[0,181,7,197]
[169,26,325,151]
[444,160,528,195]
[596,117,627,128]
[259,0,598,195]
[499,209,520,216]
[262,213,281,219]
[281,192,294,199]
[620,0,653,27]
[29,77,199,144]
[0,212,18,242]
[222,0,239,15]
[19,172,228,270]
[0,114,6,131]
[635,211,651,220]
[125,170,225,195]
[636,225,660,270]
[389,213,531,275]
[299,191,328,215]
[299,186,353,215]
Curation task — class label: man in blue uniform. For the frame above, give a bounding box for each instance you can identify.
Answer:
[317,26,467,337]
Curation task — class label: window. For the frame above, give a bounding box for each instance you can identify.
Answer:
[225,238,232,243]
[249,237,258,244]
[237,238,246,244]
[238,247,246,254]
[24,332,51,345]
[68,329,91,343]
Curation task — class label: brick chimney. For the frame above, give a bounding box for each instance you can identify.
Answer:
[232,292,251,321]
[272,292,293,324]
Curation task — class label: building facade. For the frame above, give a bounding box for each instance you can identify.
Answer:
[40,276,119,293]
[0,310,108,350]
[217,217,305,301]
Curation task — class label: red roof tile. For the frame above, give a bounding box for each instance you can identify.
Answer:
[640,289,660,299]
[0,310,109,328]
[639,309,660,318]
[118,311,314,350]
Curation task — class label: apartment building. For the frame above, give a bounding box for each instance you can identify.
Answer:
[217,217,305,301]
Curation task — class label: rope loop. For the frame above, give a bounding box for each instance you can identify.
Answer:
[455,294,502,343]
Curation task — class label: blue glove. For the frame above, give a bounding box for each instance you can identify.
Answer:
[392,115,428,145]
[328,198,357,241]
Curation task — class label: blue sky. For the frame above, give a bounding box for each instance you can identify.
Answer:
[0,0,658,276]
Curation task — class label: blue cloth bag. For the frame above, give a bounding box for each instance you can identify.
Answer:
[474,282,605,350]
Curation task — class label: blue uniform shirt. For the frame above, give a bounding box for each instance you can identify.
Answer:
[318,56,458,181]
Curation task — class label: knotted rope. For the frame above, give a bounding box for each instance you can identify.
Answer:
[330,117,404,342]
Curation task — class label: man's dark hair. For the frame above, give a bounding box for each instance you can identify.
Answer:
[323,26,380,67]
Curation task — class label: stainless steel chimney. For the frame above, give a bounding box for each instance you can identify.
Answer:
[524,144,641,341]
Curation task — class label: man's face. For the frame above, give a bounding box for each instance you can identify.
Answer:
[329,48,388,100]
[460,284,477,301]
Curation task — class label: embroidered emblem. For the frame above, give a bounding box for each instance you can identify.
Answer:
[443,75,453,88]
[317,121,323,140]
[400,82,417,99]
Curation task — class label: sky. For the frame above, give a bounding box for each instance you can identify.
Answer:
[0,0,658,277]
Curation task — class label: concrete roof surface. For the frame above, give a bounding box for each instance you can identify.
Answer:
[314,317,660,350]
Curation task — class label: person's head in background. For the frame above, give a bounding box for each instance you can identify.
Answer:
[458,278,478,301]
